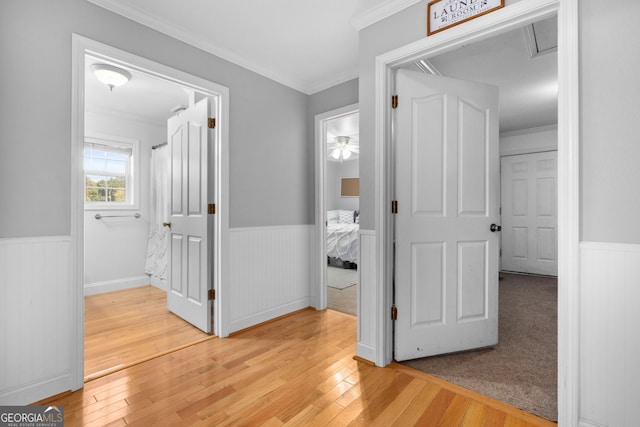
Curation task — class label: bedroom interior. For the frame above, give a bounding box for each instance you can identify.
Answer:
[324,111,360,316]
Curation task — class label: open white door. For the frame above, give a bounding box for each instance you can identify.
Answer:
[394,69,500,360]
[167,98,213,333]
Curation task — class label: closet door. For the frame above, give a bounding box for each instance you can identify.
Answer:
[501,151,558,276]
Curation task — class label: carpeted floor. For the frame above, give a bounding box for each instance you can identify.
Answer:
[327,266,358,289]
[401,272,558,422]
[327,266,357,316]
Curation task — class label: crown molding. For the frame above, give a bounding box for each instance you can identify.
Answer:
[306,69,359,95]
[86,0,317,94]
[351,0,423,31]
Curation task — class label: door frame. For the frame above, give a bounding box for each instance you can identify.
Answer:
[314,103,359,310]
[373,0,579,424]
[70,34,230,390]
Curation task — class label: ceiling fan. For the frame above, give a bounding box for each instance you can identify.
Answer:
[327,135,359,162]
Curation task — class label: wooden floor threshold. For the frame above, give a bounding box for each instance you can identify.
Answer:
[84,335,216,383]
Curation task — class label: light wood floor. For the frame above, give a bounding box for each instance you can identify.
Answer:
[43,306,555,426]
[84,285,211,381]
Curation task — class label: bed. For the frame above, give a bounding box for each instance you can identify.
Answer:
[327,209,359,269]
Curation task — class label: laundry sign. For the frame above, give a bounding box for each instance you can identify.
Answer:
[427,0,504,35]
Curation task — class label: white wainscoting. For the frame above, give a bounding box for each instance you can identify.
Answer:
[356,230,377,363]
[0,236,73,405]
[228,225,312,333]
[84,275,151,295]
[580,242,640,427]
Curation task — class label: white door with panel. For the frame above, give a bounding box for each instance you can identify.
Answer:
[167,98,213,333]
[394,69,500,361]
[500,151,557,276]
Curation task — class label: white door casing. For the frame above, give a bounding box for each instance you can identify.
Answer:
[501,151,558,276]
[167,98,213,333]
[394,69,500,361]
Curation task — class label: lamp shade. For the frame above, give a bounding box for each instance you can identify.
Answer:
[91,64,132,91]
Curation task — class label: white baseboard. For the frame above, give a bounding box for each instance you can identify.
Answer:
[149,275,167,291]
[229,298,310,333]
[356,343,377,364]
[0,373,71,405]
[84,275,150,295]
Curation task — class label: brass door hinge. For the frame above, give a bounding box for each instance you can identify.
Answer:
[208,289,216,300]
[391,304,398,320]
[392,95,399,109]
[391,200,398,214]
[208,203,216,215]
[208,118,216,129]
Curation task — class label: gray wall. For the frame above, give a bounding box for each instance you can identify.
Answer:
[580,0,640,244]
[0,0,311,237]
[326,159,360,212]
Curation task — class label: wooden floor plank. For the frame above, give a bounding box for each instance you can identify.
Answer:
[40,307,556,426]
[84,285,211,380]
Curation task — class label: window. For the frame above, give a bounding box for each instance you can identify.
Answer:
[84,136,139,209]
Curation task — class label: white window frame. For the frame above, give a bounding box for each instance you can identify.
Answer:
[83,134,140,210]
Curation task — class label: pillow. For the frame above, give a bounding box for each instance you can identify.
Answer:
[338,210,353,224]
[327,210,340,224]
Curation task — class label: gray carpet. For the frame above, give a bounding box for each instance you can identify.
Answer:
[327,266,358,289]
[327,267,358,316]
[401,272,558,422]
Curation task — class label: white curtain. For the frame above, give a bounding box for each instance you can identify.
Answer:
[145,144,170,279]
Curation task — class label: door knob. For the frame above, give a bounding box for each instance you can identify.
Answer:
[490,223,501,232]
[163,222,171,228]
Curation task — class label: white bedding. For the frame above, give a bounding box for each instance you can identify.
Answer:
[327,222,359,263]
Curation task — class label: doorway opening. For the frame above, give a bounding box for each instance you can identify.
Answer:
[370,0,579,424]
[393,17,559,421]
[71,35,229,389]
[314,104,359,314]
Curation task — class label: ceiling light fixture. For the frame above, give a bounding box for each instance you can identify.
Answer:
[91,63,132,91]
[330,136,354,162]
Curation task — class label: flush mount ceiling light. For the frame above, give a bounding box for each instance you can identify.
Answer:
[329,135,359,163]
[91,63,132,91]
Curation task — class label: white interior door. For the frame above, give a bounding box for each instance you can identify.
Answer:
[394,69,500,361]
[167,98,212,333]
[501,151,557,276]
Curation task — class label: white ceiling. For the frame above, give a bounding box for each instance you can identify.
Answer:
[85,55,191,124]
[86,0,394,95]
[85,1,557,134]
[417,18,558,134]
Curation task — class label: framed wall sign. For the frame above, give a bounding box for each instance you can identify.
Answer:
[427,0,504,36]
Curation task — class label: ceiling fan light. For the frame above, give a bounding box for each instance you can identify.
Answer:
[342,149,352,160]
[335,135,350,145]
[92,63,132,91]
[331,149,341,159]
